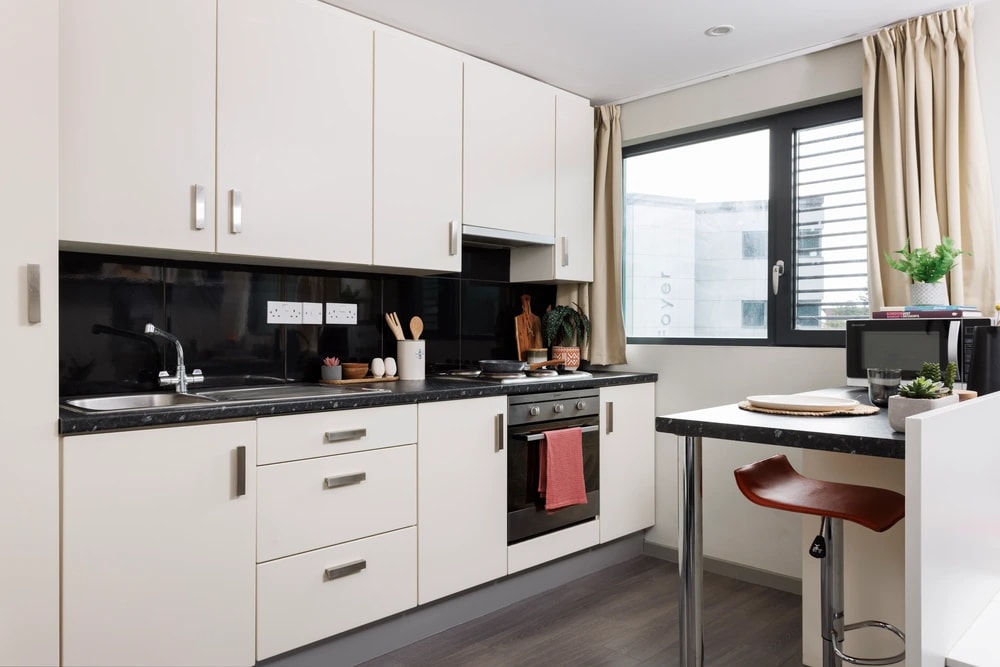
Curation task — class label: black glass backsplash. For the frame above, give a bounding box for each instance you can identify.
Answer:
[60,250,557,396]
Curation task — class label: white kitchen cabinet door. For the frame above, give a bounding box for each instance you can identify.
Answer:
[59,0,216,253]
[373,29,463,272]
[217,0,373,265]
[511,91,595,283]
[464,58,555,238]
[1,3,59,664]
[62,421,257,667]
[418,396,507,603]
[599,383,656,543]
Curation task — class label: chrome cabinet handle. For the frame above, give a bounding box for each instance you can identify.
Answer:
[324,472,366,489]
[512,424,599,442]
[561,236,570,267]
[236,446,247,497]
[606,402,614,435]
[495,413,504,452]
[449,220,459,256]
[192,184,205,230]
[324,428,367,443]
[230,189,242,234]
[27,264,41,324]
[324,559,367,581]
[772,259,785,295]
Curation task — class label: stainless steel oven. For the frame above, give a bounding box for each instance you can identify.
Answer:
[507,388,599,545]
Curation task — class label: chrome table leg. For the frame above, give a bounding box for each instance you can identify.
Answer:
[679,435,704,666]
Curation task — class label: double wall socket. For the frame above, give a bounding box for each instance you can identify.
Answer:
[326,302,358,325]
[266,301,302,324]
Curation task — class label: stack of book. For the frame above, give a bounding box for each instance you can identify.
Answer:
[872,305,983,319]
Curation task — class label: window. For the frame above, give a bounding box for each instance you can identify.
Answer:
[623,97,866,346]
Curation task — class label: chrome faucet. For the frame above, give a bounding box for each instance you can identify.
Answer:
[144,323,204,393]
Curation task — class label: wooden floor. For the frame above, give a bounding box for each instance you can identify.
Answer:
[360,556,803,667]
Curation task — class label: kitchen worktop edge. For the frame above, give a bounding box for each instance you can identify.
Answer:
[59,371,658,435]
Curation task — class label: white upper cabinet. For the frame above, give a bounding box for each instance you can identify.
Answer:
[216,0,373,266]
[464,58,555,238]
[373,29,463,273]
[511,91,595,283]
[59,0,216,253]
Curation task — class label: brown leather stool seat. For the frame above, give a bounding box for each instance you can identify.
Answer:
[733,454,904,532]
[733,453,906,667]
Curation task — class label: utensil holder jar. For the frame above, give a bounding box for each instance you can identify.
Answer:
[397,340,425,380]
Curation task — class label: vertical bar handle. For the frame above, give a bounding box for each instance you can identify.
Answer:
[561,236,570,267]
[236,445,247,497]
[495,413,504,452]
[27,264,41,324]
[772,260,784,295]
[230,189,242,234]
[449,220,459,256]
[606,401,614,435]
[192,184,206,230]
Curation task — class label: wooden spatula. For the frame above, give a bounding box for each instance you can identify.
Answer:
[409,316,424,340]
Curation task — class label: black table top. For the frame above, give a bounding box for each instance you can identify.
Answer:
[655,386,905,459]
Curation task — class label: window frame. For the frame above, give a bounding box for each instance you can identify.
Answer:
[622,96,863,348]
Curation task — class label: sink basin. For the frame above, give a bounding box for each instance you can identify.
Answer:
[63,392,218,412]
[196,384,389,403]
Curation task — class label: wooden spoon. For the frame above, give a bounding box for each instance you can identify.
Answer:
[409,316,424,340]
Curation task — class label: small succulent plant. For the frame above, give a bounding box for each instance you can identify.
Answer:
[898,376,949,399]
[917,361,956,393]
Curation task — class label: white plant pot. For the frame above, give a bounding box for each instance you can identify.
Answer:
[909,281,948,306]
[887,393,959,432]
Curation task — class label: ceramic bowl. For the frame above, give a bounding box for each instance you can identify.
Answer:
[341,362,369,380]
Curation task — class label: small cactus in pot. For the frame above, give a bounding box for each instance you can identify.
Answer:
[888,361,959,432]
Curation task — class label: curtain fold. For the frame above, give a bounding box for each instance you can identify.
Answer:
[863,4,996,311]
[557,104,627,366]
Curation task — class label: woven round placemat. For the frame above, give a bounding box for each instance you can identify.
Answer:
[738,400,879,417]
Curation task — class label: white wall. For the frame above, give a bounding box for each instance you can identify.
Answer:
[621,1,1000,580]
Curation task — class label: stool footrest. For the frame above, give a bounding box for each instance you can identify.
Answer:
[830,619,905,666]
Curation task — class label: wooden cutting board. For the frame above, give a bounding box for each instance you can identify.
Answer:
[515,294,543,361]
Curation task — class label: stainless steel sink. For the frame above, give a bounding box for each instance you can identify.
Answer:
[63,392,218,412]
[62,384,390,413]
[196,384,389,403]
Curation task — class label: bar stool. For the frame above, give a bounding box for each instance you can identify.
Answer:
[734,454,905,667]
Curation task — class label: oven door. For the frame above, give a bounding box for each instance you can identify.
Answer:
[506,417,600,545]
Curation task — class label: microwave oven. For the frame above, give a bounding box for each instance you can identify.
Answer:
[845,317,992,386]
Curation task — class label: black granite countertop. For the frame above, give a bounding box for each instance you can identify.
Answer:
[60,371,658,435]
[655,386,905,459]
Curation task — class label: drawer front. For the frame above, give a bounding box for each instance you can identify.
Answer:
[257,404,417,464]
[258,445,416,562]
[256,527,417,661]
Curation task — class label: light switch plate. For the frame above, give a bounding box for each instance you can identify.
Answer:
[266,301,302,324]
[302,302,323,325]
[326,302,358,325]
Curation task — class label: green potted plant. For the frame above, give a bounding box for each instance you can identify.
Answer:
[884,237,969,306]
[541,303,591,371]
[887,361,959,432]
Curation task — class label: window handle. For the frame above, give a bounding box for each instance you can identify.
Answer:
[772,260,785,295]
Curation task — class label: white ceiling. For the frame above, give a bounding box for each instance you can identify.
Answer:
[322,0,978,105]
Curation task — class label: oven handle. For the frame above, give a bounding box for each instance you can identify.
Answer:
[511,424,599,442]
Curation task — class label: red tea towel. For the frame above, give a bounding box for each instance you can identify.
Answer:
[538,427,588,511]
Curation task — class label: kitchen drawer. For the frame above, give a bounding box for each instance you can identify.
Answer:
[257,404,416,464]
[258,444,416,562]
[256,526,417,660]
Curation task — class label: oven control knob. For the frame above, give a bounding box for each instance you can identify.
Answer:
[553,404,564,414]
[576,401,587,411]
[529,406,540,416]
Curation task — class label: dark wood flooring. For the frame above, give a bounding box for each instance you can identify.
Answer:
[360,556,803,667]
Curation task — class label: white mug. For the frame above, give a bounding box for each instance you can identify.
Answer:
[397,340,425,380]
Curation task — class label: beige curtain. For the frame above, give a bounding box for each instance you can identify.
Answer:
[863,5,996,312]
[557,104,627,365]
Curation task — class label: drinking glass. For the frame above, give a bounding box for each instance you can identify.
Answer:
[867,368,902,407]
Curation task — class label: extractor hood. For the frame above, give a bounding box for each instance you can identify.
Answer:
[461,224,556,249]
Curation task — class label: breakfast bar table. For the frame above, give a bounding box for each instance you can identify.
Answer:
[655,387,904,667]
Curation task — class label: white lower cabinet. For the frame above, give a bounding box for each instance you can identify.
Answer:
[599,383,656,543]
[257,526,417,660]
[418,396,508,604]
[62,421,257,667]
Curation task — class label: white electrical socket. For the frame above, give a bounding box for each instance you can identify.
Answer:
[325,302,358,325]
[302,302,323,325]
[266,300,302,325]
